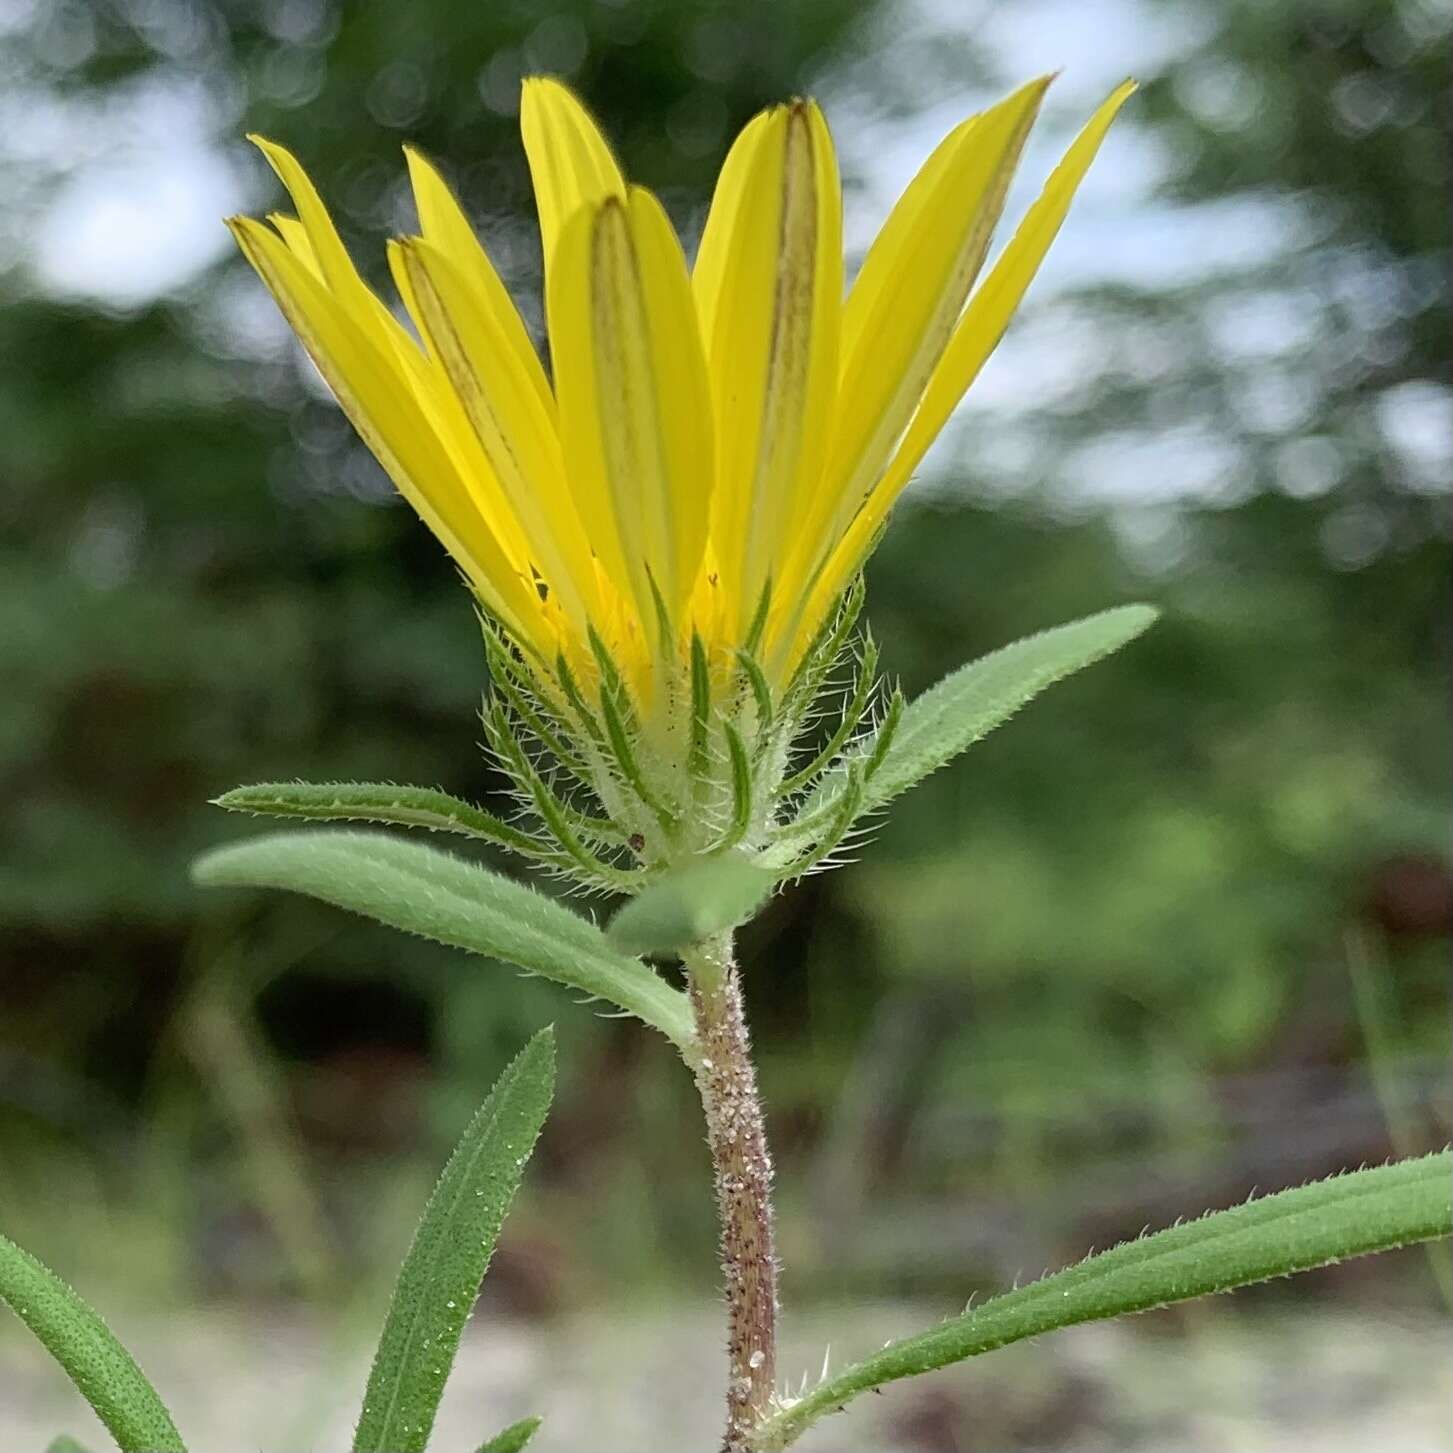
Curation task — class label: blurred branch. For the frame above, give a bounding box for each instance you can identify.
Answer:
[811,1052,1451,1280]
[175,930,341,1299]
[1345,925,1453,1306]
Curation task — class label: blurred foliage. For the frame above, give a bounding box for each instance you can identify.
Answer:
[0,0,1447,1299]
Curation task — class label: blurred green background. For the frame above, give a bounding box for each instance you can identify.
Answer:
[1,0,1448,1447]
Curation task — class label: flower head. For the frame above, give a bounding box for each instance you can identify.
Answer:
[229,75,1131,884]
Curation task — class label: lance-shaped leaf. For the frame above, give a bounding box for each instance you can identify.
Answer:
[0,1235,185,1453]
[475,1416,543,1452]
[865,604,1158,809]
[752,1151,1453,1449]
[192,830,696,1058]
[607,857,777,957]
[45,1438,96,1453]
[355,1030,554,1453]
[213,781,559,861]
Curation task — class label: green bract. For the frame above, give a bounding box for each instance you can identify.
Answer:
[211,602,1157,902]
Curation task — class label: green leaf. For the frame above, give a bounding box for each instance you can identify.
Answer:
[354,1030,555,1453]
[753,1151,1453,1450]
[866,604,1158,809]
[192,830,696,1057]
[212,781,559,862]
[475,1416,543,1452]
[607,857,776,957]
[0,1234,185,1453]
[45,1437,96,1453]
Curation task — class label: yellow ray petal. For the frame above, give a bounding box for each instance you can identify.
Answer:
[266,213,320,277]
[692,106,776,347]
[781,80,1136,665]
[403,146,556,422]
[544,205,636,626]
[625,187,714,624]
[549,191,714,654]
[391,234,598,634]
[381,242,538,575]
[249,135,426,376]
[249,137,360,295]
[227,216,546,650]
[253,143,539,595]
[804,76,1051,565]
[698,100,841,639]
[520,77,626,280]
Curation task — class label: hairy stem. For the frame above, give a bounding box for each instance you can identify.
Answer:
[684,932,778,1453]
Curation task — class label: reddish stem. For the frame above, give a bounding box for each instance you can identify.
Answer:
[686,933,778,1452]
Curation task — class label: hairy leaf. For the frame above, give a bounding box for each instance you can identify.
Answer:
[213,781,554,859]
[0,1235,185,1453]
[753,1151,1453,1449]
[355,1031,554,1453]
[192,831,696,1057]
[867,604,1158,808]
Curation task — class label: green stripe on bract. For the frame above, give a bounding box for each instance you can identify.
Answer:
[780,573,864,714]
[483,630,594,786]
[721,721,755,851]
[778,632,879,797]
[742,577,773,658]
[735,648,776,742]
[781,758,867,880]
[688,632,712,790]
[862,688,906,780]
[483,703,640,889]
[554,650,610,753]
[588,630,679,836]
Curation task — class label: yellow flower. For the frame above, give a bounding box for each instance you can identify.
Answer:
[229,75,1131,716]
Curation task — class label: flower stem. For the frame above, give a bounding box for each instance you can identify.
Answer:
[684,931,778,1453]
